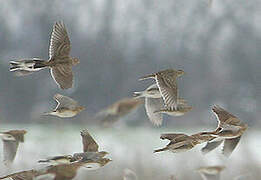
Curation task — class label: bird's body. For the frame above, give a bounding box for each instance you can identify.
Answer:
[10,22,79,89]
[95,97,143,126]
[44,94,85,118]
[154,132,214,153]
[38,155,73,165]
[154,104,192,117]
[135,83,191,126]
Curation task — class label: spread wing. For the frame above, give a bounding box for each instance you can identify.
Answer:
[49,22,71,59]
[50,64,73,89]
[145,97,163,126]
[81,130,99,152]
[155,74,178,110]
[201,140,223,155]
[222,136,241,157]
[212,105,241,127]
[3,140,19,164]
[53,94,78,109]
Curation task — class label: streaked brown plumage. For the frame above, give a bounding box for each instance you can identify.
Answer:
[94,97,143,126]
[38,129,109,166]
[0,158,111,180]
[10,21,79,89]
[201,105,247,157]
[0,130,27,165]
[134,84,191,126]
[139,69,185,110]
[44,94,85,118]
[154,132,214,153]
[196,166,225,180]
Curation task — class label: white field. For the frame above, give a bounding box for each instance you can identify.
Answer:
[0,124,260,180]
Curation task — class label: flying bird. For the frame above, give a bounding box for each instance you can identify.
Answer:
[10,21,79,89]
[94,97,143,126]
[154,132,214,153]
[196,166,225,180]
[38,129,109,167]
[201,105,247,157]
[44,94,85,118]
[134,84,191,126]
[139,69,185,110]
[0,130,27,165]
[0,159,111,180]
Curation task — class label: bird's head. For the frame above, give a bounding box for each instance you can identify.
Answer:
[72,57,80,65]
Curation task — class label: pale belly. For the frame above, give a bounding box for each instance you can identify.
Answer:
[166,112,185,116]
[56,111,77,118]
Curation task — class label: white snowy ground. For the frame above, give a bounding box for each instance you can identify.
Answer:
[0,124,260,180]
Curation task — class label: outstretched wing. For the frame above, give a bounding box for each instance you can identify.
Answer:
[222,136,241,157]
[155,74,178,110]
[53,94,78,109]
[81,130,99,152]
[201,140,223,155]
[145,97,163,126]
[212,105,241,128]
[3,140,19,164]
[49,21,71,59]
[50,65,73,89]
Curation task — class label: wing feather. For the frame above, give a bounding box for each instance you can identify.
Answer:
[49,22,71,59]
[81,130,99,152]
[145,97,163,126]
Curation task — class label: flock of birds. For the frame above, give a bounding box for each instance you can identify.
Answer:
[1,20,248,180]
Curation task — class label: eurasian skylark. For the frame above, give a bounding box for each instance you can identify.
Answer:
[139,69,185,110]
[38,129,109,167]
[44,94,85,118]
[134,84,191,126]
[10,21,79,89]
[201,105,247,157]
[154,132,214,153]
[0,130,27,165]
[94,97,143,126]
[196,166,225,180]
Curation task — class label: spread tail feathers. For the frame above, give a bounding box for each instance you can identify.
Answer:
[9,59,47,73]
[133,92,144,98]
[139,74,155,81]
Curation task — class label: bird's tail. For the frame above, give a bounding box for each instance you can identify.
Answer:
[38,159,49,163]
[133,91,144,98]
[153,147,168,153]
[10,59,47,73]
[139,74,155,81]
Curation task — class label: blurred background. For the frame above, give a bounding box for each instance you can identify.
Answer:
[0,0,260,179]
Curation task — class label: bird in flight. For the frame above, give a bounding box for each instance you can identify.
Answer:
[139,69,185,111]
[44,94,85,118]
[201,105,247,157]
[10,21,79,89]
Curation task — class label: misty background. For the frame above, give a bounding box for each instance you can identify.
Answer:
[0,0,260,179]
